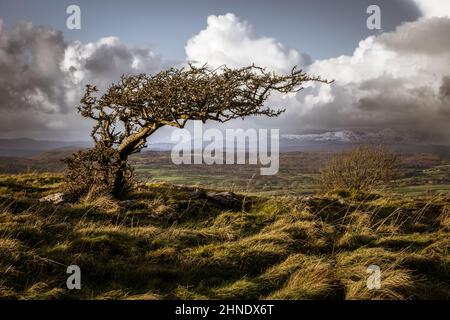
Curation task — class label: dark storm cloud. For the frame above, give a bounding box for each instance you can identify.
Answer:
[440,76,450,99]
[277,13,450,145]
[0,20,163,139]
[0,21,67,113]
[293,74,450,144]
[65,38,164,85]
[288,76,450,143]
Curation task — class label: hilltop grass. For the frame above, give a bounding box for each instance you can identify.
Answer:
[0,173,448,300]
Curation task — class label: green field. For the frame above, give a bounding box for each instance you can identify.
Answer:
[1,151,449,197]
[130,152,450,197]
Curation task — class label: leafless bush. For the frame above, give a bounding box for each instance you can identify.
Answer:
[320,145,398,193]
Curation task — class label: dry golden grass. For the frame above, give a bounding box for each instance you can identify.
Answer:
[0,173,448,300]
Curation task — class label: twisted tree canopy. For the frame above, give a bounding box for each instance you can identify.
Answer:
[79,64,331,160]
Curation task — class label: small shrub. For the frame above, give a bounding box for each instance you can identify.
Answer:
[320,145,397,193]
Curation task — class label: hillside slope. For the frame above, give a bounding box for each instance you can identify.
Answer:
[0,174,448,300]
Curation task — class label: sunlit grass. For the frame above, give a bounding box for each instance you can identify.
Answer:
[0,173,448,300]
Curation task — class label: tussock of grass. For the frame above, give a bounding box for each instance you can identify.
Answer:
[343,267,415,300]
[267,259,335,299]
[76,195,121,215]
[335,248,405,298]
[440,206,450,231]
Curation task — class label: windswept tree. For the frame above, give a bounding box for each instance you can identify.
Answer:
[65,64,330,198]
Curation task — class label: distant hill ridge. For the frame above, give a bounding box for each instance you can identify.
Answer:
[0,138,91,157]
[1,130,450,158]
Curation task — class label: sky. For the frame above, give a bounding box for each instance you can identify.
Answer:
[0,0,449,144]
[0,0,420,60]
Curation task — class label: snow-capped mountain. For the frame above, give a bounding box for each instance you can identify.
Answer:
[282,131,357,143]
[281,129,410,144]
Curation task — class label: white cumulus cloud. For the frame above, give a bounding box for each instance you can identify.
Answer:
[411,0,450,18]
[185,13,310,73]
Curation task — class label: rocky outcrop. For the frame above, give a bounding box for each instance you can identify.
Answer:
[39,192,71,205]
